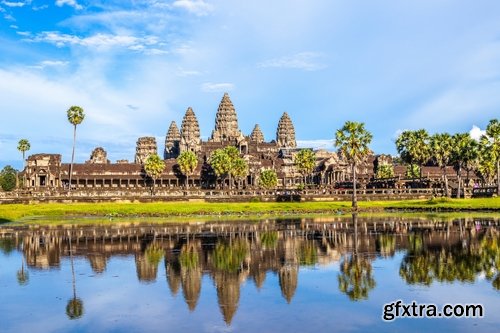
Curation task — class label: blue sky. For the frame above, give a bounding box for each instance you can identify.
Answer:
[0,0,499,169]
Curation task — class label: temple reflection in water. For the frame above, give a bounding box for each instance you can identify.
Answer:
[1,216,499,325]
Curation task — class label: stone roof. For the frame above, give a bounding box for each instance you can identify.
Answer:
[180,107,201,151]
[250,124,264,143]
[165,121,181,159]
[276,112,296,148]
[135,137,157,164]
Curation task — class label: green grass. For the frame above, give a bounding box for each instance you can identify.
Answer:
[0,197,498,223]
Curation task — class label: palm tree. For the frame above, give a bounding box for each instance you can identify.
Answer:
[177,150,198,189]
[451,133,477,198]
[430,133,453,197]
[293,149,316,186]
[483,119,500,195]
[67,106,85,191]
[335,121,373,210]
[230,157,249,189]
[144,154,165,195]
[396,129,430,179]
[209,146,240,189]
[17,139,30,189]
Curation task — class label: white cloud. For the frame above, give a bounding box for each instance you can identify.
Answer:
[29,60,69,69]
[32,4,48,11]
[201,82,234,93]
[1,1,27,7]
[172,0,213,16]
[257,52,327,71]
[469,125,485,141]
[9,24,17,29]
[55,0,82,10]
[29,31,162,52]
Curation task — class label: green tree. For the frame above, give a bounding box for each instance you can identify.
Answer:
[396,129,430,178]
[430,133,453,197]
[294,149,316,185]
[0,166,17,191]
[144,154,165,195]
[335,121,373,209]
[259,169,278,189]
[451,133,478,198]
[230,157,249,189]
[375,164,394,179]
[478,136,496,185]
[67,106,85,191]
[405,164,420,178]
[482,119,500,194]
[177,150,198,189]
[17,139,31,188]
[209,146,241,189]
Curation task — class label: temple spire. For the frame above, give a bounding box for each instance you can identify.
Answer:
[164,121,181,159]
[210,93,242,142]
[276,112,296,148]
[250,124,264,143]
[180,107,201,153]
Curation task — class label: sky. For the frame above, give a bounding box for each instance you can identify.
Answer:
[0,0,499,169]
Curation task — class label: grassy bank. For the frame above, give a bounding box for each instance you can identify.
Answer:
[0,197,499,223]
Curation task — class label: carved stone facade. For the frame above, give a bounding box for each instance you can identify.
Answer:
[135,137,157,164]
[165,121,181,159]
[276,112,297,148]
[250,124,264,143]
[87,147,109,164]
[23,92,382,191]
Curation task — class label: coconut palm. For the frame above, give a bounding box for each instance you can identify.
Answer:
[144,154,165,195]
[482,119,500,194]
[209,146,240,189]
[430,133,453,197]
[177,150,198,189]
[67,106,85,191]
[335,121,373,210]
[293,149,316,185]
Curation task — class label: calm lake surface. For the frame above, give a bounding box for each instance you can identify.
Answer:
[1,215,499,333]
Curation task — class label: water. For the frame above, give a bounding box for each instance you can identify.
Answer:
[0,215,499,333]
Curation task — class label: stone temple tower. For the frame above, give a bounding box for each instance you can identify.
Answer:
[164,121,181,159]
[276,112,297,148]
[180,107,201,153]
[210,93,243,143]
[135,137,157,164]
[250,124,264,143]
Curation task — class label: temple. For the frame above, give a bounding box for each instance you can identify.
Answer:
[23,93,367,192]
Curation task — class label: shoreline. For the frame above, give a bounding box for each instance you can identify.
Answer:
[0,197,499,223]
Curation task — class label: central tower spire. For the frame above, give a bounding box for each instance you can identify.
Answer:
[210,93,242,142]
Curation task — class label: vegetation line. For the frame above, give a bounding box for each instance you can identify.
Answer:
[0,197,499,222]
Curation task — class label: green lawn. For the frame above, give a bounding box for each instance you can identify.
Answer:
[0,197,499,223]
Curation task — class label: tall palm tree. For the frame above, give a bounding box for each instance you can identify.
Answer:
[177,150,198,189]
[17,139,30,189]
[67,106,85,191]
[483,119,500,195]
[335,121,373,210]
[451,133,477,198]
[430,133,453,197]
[230,157,249,189]
[144,154,165,195]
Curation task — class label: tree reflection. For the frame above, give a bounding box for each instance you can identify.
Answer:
[66,235,84,320]
[338,214,376,301]
[400,228,500,290]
